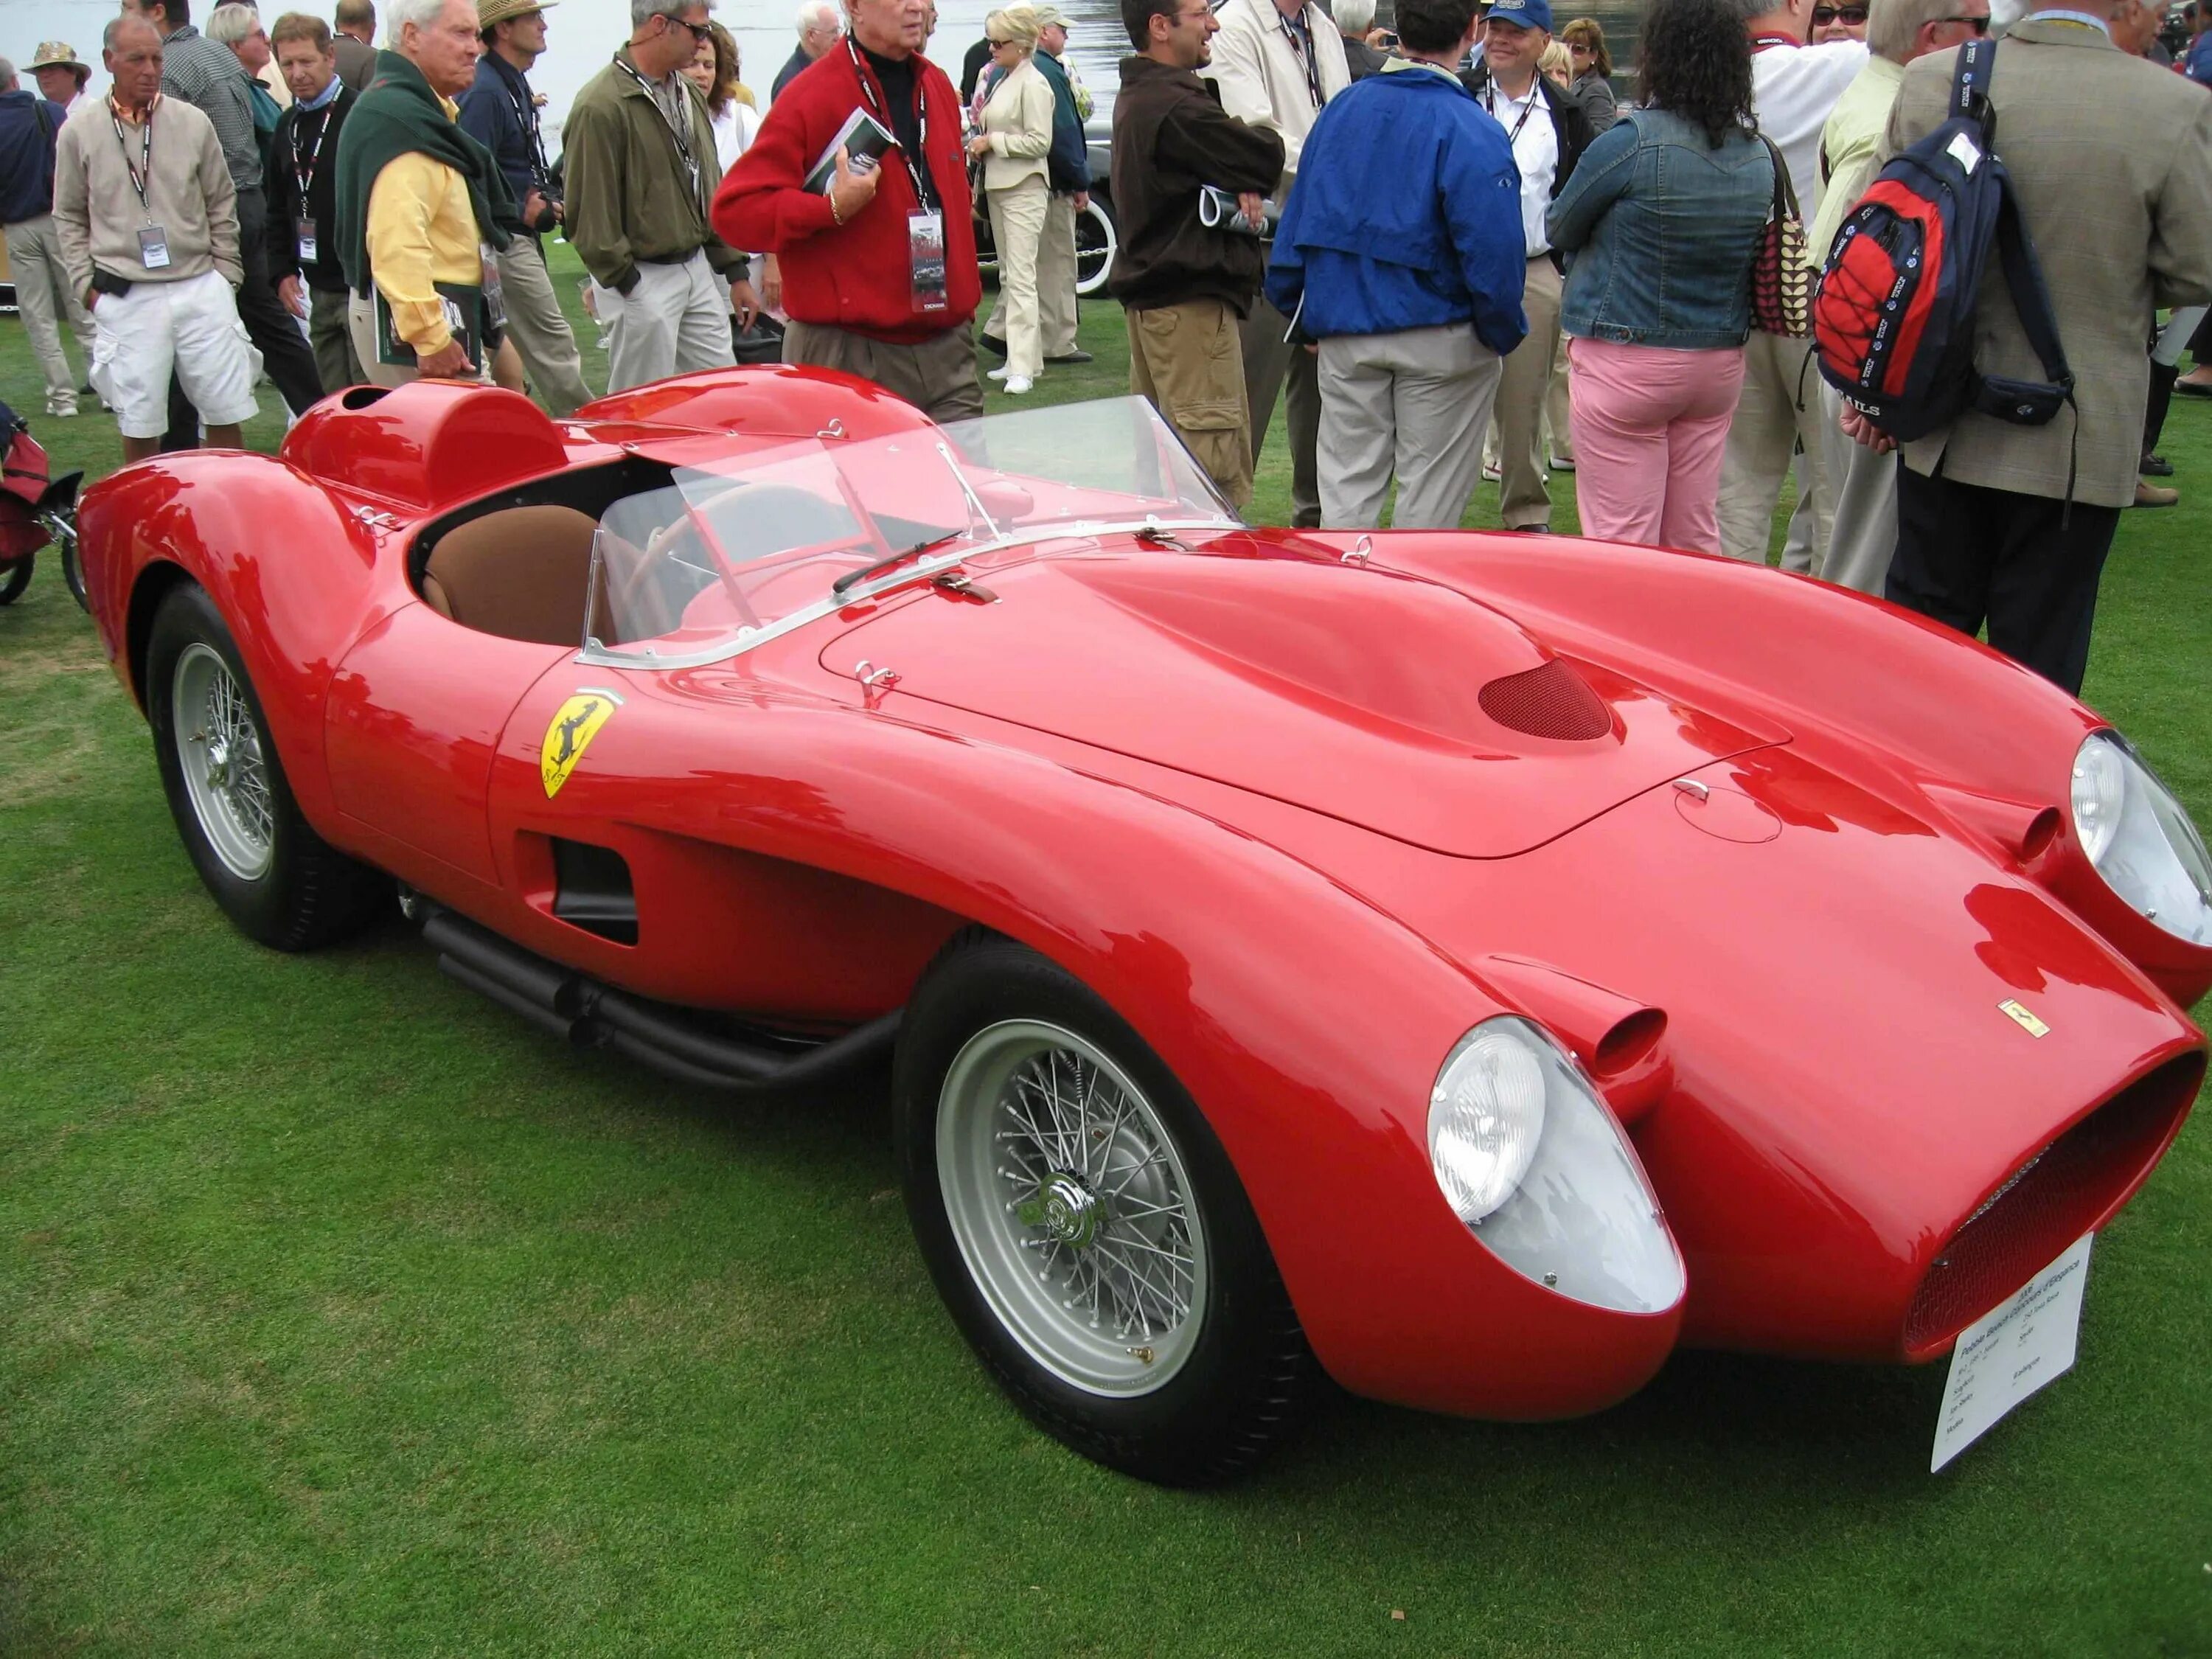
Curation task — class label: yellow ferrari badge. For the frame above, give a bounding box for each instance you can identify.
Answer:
[540,690,620,799]
[1997,999,2051,1038]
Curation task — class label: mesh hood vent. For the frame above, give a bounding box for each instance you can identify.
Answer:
[1478,660,1612,742]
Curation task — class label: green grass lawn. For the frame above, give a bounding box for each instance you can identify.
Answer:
[1,244,2208,1656]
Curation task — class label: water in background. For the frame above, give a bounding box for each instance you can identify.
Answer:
[5,0,1643,146]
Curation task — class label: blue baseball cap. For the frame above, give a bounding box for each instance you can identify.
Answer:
[1484,0,1553,30]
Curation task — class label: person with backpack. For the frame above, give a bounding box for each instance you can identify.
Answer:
[1801,0,1989,597]
[1832,0,2212,694]
[1544,0,1775,553]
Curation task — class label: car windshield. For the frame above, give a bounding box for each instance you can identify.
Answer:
[582,397,1236,667]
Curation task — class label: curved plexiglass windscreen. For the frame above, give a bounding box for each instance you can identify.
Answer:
[583,397,1237,665]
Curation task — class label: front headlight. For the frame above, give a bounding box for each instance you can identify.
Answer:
[2070,731,2212,945]
[1427,1017,1685,1314]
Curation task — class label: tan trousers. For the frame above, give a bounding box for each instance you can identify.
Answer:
[347,293,493,388]
[1489,254,1563,529]
[1716,330,1834,567]
[4,214,94,403]
[1544,328,1573,462]
[1817,380,1900,595]
[307,286,365,392]
[1240,282,1321,527]
[985,176,1051,379]
[495,234,593,417]
[782,319,984,424]
[987,192,1079,358]
[1128,298,1253,509]
[1318,322,1503,530]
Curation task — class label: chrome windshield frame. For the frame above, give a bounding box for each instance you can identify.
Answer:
[574,515,1239,674]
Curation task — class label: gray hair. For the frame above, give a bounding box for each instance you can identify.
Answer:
[1336,0,1375,30]
[206,2,262,44]
[1865,0,1954,57]
[386,0,456,41]
[633,0,715,27]
[105,13,164,49]
[1718,0,1773,22]
[796,0,839,33]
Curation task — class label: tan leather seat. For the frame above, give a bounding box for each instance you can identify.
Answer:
[420,504,599,647]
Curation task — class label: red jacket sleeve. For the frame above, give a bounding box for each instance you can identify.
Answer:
[712,88,838,252]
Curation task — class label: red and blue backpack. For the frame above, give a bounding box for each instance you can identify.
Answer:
[1812,39,2075,453]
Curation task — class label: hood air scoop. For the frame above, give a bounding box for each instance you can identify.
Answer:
[823,549,1787,857]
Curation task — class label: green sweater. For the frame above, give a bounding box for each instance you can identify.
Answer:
[333,49,521,296]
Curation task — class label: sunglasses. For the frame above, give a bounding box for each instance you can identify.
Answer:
[1811,5,1867,22]
[664,14,710,41]
[1938,11,1992,28]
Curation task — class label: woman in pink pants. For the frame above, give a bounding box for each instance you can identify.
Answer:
[1543,0,1774,552]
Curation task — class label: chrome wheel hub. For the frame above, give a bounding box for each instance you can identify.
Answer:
[172,643,274,881]
[938,1020,1207,1397]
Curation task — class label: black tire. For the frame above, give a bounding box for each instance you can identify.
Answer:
[0,552,31,605]
[895,930,1317,1484]
[59,515,86,613]
[145,582,387,950]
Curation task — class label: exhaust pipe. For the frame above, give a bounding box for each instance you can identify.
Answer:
[422,908,901,1092]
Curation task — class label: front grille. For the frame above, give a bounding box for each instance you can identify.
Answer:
[1477,658,1611,742]
[1904,1053,2203,1354]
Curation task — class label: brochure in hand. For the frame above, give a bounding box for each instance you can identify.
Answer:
[805,108,901,195]
[1198,184,1279,237]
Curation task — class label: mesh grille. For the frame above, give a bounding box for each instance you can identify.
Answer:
[1477,660,1611,742]
[1904,1054,2202,1354]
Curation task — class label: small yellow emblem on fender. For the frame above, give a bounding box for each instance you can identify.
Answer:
[540,690,621,799]
[1997,999,2051,1038]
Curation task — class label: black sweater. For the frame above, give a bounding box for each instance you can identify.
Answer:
[1107,55,1284,317]
[266,83,357,294]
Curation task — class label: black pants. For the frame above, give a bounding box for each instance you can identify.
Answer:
[161,184,326,449]
[1887,463,2121,696]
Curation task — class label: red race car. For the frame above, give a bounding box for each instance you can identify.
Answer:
[77,372,2211,1484]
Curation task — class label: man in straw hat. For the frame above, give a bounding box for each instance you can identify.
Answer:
[1,51,98,417]
[29,41,92,119]
[458,0,593,413]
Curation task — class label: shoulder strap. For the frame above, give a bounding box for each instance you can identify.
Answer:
[1952,36,1996,131]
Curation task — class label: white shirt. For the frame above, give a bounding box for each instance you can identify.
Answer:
[707,100,761,175]
[1750,38,1868,217]
[1484,75,1559,257]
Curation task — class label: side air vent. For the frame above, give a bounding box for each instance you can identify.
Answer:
[1903,1052,2204,1355]
[1477,659,1611,741]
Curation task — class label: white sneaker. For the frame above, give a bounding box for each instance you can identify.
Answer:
[44,394,77,420]
[987,365,1010,380]
[1002,375,1033,394]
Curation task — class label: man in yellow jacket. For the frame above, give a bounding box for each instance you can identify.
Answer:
[335,0,521,383]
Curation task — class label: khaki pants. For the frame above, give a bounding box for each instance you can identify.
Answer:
[1544,328,1573,463]
[1239,282,1321,527]
[4,214,94,404]
[496,234,593,417]
[782,319,984,425]
[1488,254,1563,529]
[307,286,365,392]
[986,192,1079,358]
[604,250,734,392]
[1817,380,1900,596]
[1716,330,1833,567]
[347,292,493,388]
[1128,299,1253,509]
[984,175,1051,380]
[1318,323,1503,530]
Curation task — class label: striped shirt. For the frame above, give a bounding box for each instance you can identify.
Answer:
[161,24,262,192]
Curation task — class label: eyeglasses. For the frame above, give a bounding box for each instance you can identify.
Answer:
[987,33,1011,44]
[1568,40,1592,51]
[1811,5,1868,23]
[1937,12,1992,29]
[664,14,710,41]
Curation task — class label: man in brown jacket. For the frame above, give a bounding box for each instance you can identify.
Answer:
[1856,0,2212,693]
[1108,0,1284,507]
[563,0,754,392]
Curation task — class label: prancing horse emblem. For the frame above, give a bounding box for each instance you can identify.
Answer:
[540,690,622,798]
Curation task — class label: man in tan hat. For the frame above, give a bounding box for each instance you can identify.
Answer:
[1,53,97,417]
[29,42,92,119]
[457,0,592,413]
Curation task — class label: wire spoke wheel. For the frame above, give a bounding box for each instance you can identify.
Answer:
[171,641,275,881]
[937,1018,1208,1396]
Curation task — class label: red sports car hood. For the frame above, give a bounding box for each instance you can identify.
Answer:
[824,546,1789,857]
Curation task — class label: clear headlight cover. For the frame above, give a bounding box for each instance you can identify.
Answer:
[2070,731,2212,946]
[1427,1017,1685,1315]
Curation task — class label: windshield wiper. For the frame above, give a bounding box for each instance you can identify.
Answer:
[832,532,964,599]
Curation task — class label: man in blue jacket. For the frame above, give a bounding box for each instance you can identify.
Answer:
[1264,0,1526,529]
[457,0,591,414]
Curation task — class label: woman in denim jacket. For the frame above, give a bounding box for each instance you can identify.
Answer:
[1543,0,1773,554]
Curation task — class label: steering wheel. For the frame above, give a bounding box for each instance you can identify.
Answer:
[610,503,765,642]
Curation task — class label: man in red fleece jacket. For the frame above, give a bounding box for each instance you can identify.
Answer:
[714,0,984,420]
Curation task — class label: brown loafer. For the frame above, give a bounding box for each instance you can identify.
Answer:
[2133,479,2180,508]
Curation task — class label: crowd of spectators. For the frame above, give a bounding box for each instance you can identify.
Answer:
[13,0,2212,697]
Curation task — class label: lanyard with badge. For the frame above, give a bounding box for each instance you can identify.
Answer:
[110,97,171,271]
[844,36,947,313]
[290,101,331,265]
[615,55,702,202]
[1277,10,1323,109]
[1484,80,1542,145]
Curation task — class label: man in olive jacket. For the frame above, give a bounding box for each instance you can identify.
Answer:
[563,0,755,391]
[1109,0,1284,507]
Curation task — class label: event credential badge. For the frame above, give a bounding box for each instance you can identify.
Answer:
[909,210,947,313]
